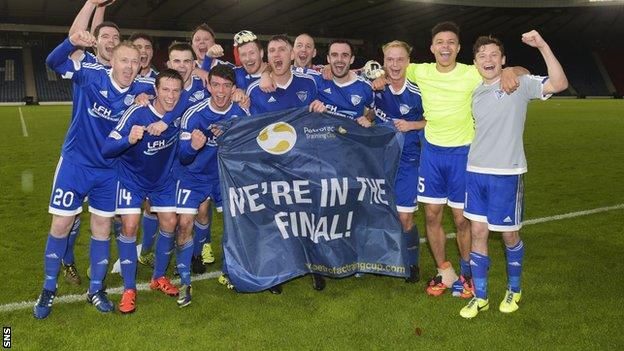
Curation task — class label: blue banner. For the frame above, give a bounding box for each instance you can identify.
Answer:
[218,108,407,292]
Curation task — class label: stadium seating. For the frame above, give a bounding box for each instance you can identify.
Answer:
[0,48,27,102]
[31,47,73,102]
[598,50,624,96]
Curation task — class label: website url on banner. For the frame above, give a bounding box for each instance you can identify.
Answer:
[306,262,406,275]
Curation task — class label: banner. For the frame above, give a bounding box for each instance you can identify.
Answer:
[218,108,406,292]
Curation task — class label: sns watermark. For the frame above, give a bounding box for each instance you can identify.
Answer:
[2,327,10,349]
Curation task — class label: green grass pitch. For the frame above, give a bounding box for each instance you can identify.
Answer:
[0,100,623,350]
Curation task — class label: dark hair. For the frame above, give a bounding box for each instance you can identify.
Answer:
[155,68,183,88]
[93,21,120,38]
[128,32,154,47]
[268,34,292,47]
[190,23,215,41]
[472,35,505,58]
[431,21,460,40]
[209,64,236,84]
[328,39,355,57]
[168,41,196,60]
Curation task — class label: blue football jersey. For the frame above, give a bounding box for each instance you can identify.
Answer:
[46,38,156,169]
[246,71,317,115]
[373,80,424,160]
[201,56,259,91]
[305,70,374,119]
[104,103,180,189]
[178,98,250,182]
[139,67,159,79]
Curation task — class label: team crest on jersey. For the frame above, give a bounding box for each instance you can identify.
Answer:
[296,91,308,102]
[124,94,135,106]
[399,104,410,115]
[193,91,205,101]
[350,94,362,106]
[494,89,506,100]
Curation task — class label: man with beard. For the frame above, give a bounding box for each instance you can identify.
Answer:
[246,35,319,116]
[130,33,158,79]
[102,69,185,313]
[201,30,266,91]
[176,64,249,301]
[34,33,161,319]
[307,40,374,127]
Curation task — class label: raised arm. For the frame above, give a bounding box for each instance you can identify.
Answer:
[522,30,568,94]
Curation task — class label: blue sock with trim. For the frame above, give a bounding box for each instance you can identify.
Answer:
[153,229,175,279]
[62,217,81,265]
[177,240,194,286]
[140,212,158,254]
[89,236,110,294]
[117,235,137,290]
[505,240,525,293]
[43,234,68,291]
[469,251,490,300]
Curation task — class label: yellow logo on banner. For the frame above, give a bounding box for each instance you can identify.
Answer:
[257,122,297,155]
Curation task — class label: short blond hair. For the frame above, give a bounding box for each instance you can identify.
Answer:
[382,40,413,56]
[112,40,139,56]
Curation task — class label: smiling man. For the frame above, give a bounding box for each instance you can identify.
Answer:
[460,30,567,319]
[177,64,250,300]
[34,34,157,319]
[130,33,158,79]
[102,69,185,313]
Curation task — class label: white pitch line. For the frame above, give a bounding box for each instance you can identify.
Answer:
[2,203,624,313]
[418,203,624,243]
[0,270,222,314]
[18,107,29,137]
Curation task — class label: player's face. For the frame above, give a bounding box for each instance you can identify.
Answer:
[192,29,215,60]
[111,46,140,88]
[155,77,182,112]
[96,26,120,63]
[327,43,354,79]
[430,31,460,68]
[293,34,316,68]
[168,50,194,83]
[208,75,235,110]
[238,42,263,75]
[383,46,409,81]
[267,40,293,76]
[132,38,154,71]
[474,43,505,82]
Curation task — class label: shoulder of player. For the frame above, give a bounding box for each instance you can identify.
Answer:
[405,80,421,95]
[116,104,145,130]
[292,71,317,87]
[181,99,211,128]
[246,79,264,96]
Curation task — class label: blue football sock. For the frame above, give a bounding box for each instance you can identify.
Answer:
[117,235,137,290]
[469,251,490,300]
[112,218,122,239]
[153,229,175,279]
[140,212,158,254]
[89,236,110,294]
[62,217,81,265]
[460,257,472,278]
[177,240,194,286]
[43,234,69,291]
[193,220,210,257]
[505,240,525,293]
[404,225,420,266]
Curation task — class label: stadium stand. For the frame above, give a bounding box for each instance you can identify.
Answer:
[31,46,73,102]
[0,48,26,102]
[598,50,624,96]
